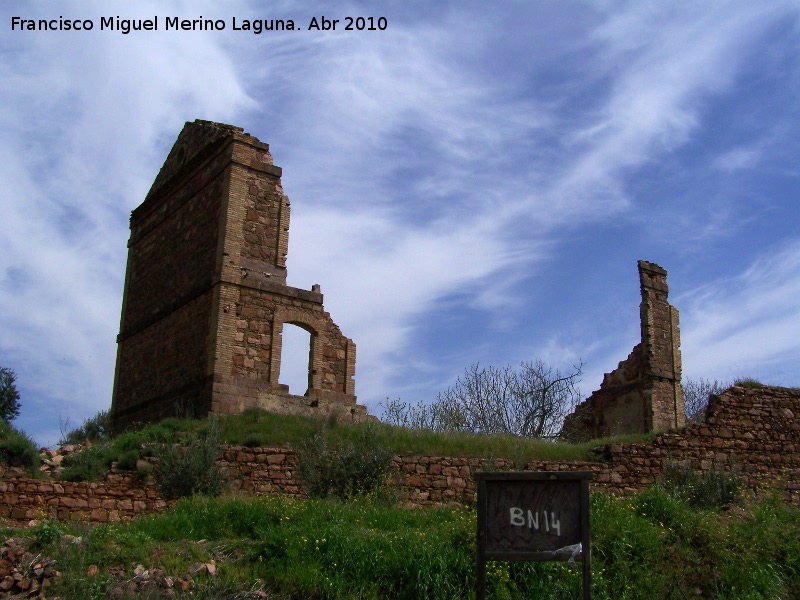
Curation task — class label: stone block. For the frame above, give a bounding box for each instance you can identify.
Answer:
[406,475,421,487]
[90,509,108,522]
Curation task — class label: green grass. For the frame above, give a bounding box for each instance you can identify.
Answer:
[191,409,655,464]
[733,377,766,389]
[51,410,658,482]
[10,487,800,599]
[0,420,40,474]
[730,377,800,393]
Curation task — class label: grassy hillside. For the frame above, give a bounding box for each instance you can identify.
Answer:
[50,408,655,484]
[0,410,797,598]
[2,486,799,599]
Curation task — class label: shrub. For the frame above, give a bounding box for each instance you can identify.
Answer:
[384,360,582,438]
[240,407,269,423]
[242,432,266,448]
[29,519,65,550]
[0,421,39,469]
[59,409,111,445]
[295,425,394,500]
[56,421,178,481]
[0,367,21,423]
[59,446,115,482]
[116,449,141,471]
[109,431,146,455]
[152,417,227,499]
[734,377,765,389]
[661,463,742,509]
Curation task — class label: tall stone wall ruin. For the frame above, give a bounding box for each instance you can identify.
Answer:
[111,120,365,429]
[561,260,684,440]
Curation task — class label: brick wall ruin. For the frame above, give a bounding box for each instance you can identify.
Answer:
[3,385,798,526]
[561,260,684,440]
[111,120,365,429]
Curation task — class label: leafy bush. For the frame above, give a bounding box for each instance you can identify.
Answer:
[152,417,228,499]
[59,446,115,482]
[56,419,180,481]
[242,432,267,448]
[0,367,21,423]
[661,463,742,509]
[29,519,65,550]
[116,449,141,471]
[295,425,394,500]
[59,409,111,445]
[240,407,269,423]
[0,421,39,469]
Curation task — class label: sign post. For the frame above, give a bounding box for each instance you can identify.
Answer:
[476,471,592,600]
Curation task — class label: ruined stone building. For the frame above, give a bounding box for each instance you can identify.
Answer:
[110,120,366,429]
[561,261,684,441]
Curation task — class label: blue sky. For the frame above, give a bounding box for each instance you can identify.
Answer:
[2,1,799,447]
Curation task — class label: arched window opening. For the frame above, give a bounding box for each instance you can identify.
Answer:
[279,323,312,396]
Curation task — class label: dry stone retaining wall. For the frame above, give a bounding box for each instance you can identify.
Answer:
[1,386,798,527]
[0,473,168,526]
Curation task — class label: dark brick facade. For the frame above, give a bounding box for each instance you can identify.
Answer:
[111,121,365,429]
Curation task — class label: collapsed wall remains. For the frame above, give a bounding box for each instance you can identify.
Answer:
[561,260,684,440]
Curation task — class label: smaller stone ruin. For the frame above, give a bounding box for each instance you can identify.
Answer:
[561,260,684,441]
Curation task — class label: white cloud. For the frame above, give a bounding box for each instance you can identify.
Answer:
[2,0,800,442]
[546,3,787,218]
[712,146,762,173]
[680,241,800,385]
[275,1,800,407]
[0,0,256,442]
[285,206,530,403]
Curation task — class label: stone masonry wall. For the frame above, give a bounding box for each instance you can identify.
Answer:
[0,473,169,526]
[111,120,365,428]
[4,386,798,527]
[561,261,684,440]
[210,284,362,420]
[640,261,684,432]
[111,124,233,425]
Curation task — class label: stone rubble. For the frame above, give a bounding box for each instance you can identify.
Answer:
[0,538,57,599]
[0,541,264,600]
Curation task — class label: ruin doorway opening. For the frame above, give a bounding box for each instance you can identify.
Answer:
[279,323,312,396]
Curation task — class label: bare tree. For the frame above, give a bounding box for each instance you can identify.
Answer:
[514,360,583,437]
[382,360,582,438]
[683,378,730,422]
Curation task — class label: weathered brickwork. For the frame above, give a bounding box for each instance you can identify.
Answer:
[561,260,684,440]
[3,386,798,526]
[111,120,366,428]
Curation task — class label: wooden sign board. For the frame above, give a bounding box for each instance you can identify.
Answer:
[476,471,592,599]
